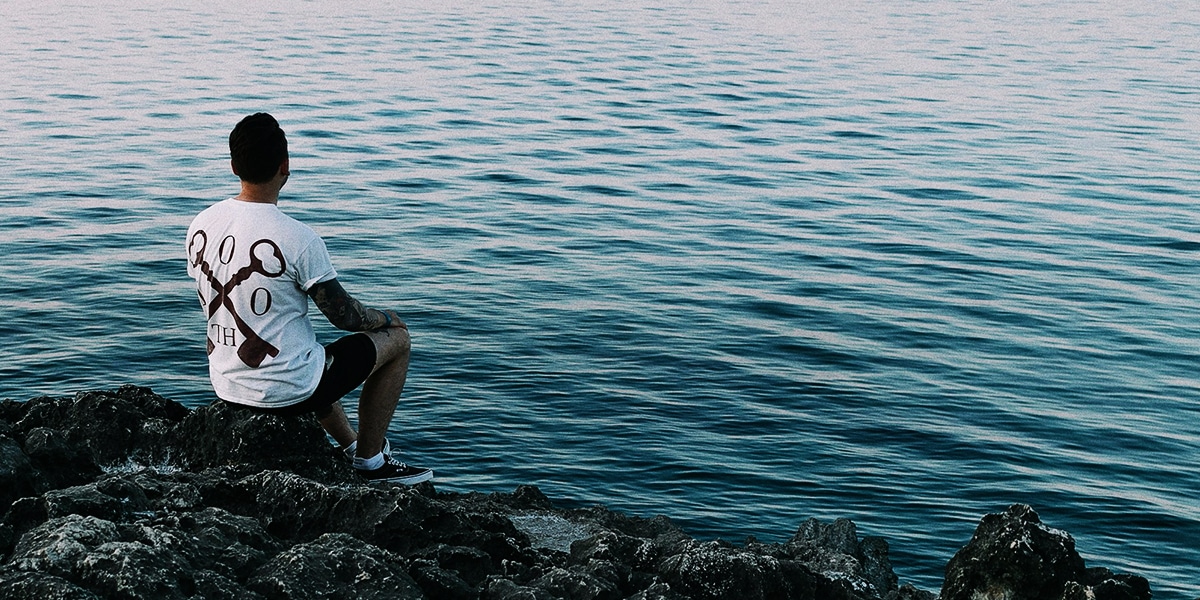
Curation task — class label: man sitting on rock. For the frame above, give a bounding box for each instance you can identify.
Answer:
[185,112,432,484]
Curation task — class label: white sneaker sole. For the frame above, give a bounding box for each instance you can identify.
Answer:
[393,469,434,485]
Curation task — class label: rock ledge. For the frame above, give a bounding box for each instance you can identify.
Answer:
[0,386,1153,600]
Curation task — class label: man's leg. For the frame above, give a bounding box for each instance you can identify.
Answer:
[317,401,357,449]
[354,327,411,459]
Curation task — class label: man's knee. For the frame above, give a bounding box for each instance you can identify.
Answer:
[390,328,411,358]
[368,328,410,366]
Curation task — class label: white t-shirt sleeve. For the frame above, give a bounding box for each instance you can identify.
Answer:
[293,235,338,291]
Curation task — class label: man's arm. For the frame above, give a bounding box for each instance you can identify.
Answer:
[307,278,399,332]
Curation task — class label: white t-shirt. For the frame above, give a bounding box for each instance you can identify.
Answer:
[185,198,337,408]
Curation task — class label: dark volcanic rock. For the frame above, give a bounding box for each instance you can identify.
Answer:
[941,504,1151,600]
[248,533,422,599]
[0,436,36,510]
[5,386,188,467]
[0,387,1158,599]
[174,400,353,484]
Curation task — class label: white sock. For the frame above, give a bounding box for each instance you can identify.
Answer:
[341,440,358,455]
[354,451,385,471]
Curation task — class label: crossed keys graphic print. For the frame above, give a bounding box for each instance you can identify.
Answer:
[189,230,286,368]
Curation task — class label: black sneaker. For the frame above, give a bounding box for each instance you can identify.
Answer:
[358,455,433,485]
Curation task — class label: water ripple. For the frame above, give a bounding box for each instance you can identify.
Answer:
[1,1,1198,597]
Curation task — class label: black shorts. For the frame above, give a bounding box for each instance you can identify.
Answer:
[236,333,377,418]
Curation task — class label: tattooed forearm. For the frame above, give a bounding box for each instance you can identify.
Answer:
[307,278,384,331]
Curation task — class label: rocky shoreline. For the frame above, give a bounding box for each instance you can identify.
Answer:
[0,386,1154,599]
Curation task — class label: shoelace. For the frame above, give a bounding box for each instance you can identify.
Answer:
[383,454,410,469]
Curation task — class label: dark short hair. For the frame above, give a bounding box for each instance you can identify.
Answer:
[229,113,288,184]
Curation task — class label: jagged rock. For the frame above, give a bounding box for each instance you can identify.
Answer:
[483,576,546,600]
[5,514,197,597]
[529,565,623,600]
[941,504,1151,600]
[0,436,35,510]
[42,482,146,523]
[0,386,185,518]
[21,427,102,492]
[408,557,477,600]
[174,399,353,484]
[0,387,1159,600]
[418,544,495,587]
[152,506,281,580]
[786,517,897,598]
[0,570,100,600]
[657,539,822,600]
[5,386,188,467]
[888,583,936,600]
[571,530,658,572]
[235,469,459,557]
[627,579,680,600]
[72,533,194,599]
[7,514,120,578]
[191,569,265,600]
[859,536,899,597]
[247,532,422,599]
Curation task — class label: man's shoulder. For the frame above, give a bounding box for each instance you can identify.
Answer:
[189,198,239,224]
[275,210,326,247]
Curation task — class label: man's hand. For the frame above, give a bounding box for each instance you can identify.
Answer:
[379,309,408,330]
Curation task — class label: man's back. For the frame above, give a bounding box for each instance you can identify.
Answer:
[186,198,336,407]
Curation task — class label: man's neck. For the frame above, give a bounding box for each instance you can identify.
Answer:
[234,182,280,204]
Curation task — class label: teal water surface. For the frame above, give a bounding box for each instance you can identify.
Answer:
[1,1,1198,596]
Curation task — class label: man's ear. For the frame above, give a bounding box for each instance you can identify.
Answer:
[231,159,239,177]
[280,157,290,177]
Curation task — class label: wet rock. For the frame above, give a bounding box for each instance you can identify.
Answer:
[148,506,281,579]
[174,399,352,484]
[483,576,547,600]
[192,569,265,600]
[247,532,422,600]
[235,468,451,555]
[941,504,1150,600]
[571,530,658,572]
[0,570,100,600]
[21,427,102,492]
[7,386,188,467]
[0,387,1158,600]
[7,514,119,578]
[0,436,35,511]
[529,565,623,600]
[658,539,821,600]
[785,517,896,598]
[858,536,899,598]
[418,543,495,587]
[889,583,936,600]
[72,534,194,599]
[408,557,477,600]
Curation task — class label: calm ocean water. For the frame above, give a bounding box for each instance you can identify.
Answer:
[1,0,1198,596]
